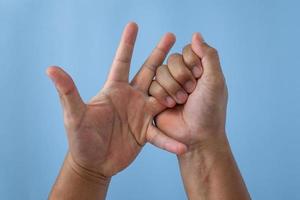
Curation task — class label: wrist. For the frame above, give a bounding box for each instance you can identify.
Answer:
[49,153,111,200]
[178,132,231,169]
[177,133,250,200]
[67,152,111,186]
[177,132,232,198]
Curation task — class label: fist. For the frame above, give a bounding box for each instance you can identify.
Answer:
[150,33,228,149]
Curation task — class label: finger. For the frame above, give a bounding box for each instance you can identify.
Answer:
[191,33,222,76]
[146,125,187,155]
[106,22,138,83]
[156,65,188,104]
[46,66,85,123]
[167,53,196,93]
[147,96,166,116]
[182,44,203,78]
[149,80,176,108]
[131,32,176,92]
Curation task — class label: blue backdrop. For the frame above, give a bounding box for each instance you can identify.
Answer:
[0,0,299,199]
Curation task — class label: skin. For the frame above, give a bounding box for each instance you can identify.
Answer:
[150,33,251,199]
[48,22,187,200]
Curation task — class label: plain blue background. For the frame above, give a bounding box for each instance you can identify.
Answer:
[1,0,299,199]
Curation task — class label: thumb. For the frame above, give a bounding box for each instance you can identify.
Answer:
[47,66,85,124]
[191,33,222,76]
[147,125,187,155]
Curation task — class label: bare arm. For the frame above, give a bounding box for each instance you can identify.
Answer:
[178,135,250,200]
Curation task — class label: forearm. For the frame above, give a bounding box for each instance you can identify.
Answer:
[49,153,110,200]
[178,134,250,200]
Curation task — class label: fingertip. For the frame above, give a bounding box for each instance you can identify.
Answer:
[46,66,75,94]
[192,65,203,78]
[184,80,196,94]
[165,96,176,108]
[46,66,61,81]
[191,33,204,58]
[127,21,138,28]
[46,66,56,75]
[192,32,204,43]
[122,22,139,44]
[166,143,188,155]
[46,68,51,77]
[176,90,188,104]
[158,32,176,52]
[165,32,176,44]
[126,22,139,34]
[176,144,188,155]
[167,102,176,108]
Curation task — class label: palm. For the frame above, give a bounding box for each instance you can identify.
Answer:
[70,83,156,176]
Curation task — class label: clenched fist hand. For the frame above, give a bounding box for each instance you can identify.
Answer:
[151,33,227,150]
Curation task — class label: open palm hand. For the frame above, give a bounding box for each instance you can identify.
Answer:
[47,23,187,178]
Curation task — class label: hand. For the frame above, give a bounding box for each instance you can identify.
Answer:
[150,33,228,149]
[150,34,250,200]
[47,23,187,180]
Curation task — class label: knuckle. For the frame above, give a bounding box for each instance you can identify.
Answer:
[172,67,188,82]
[154,46,167,57]
[167,53,182,64]
[156,65,167,79]
[183,52,198,67]
[149,82,163,97]
[142,61,156,73]
[156,65,165,75]
[182,44,191,54]
[206,47,219,57]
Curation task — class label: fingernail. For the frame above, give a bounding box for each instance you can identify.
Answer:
[192,66,202,78]
[176,90,188,103]
[184,81,195,93]
[165,96,175,107]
